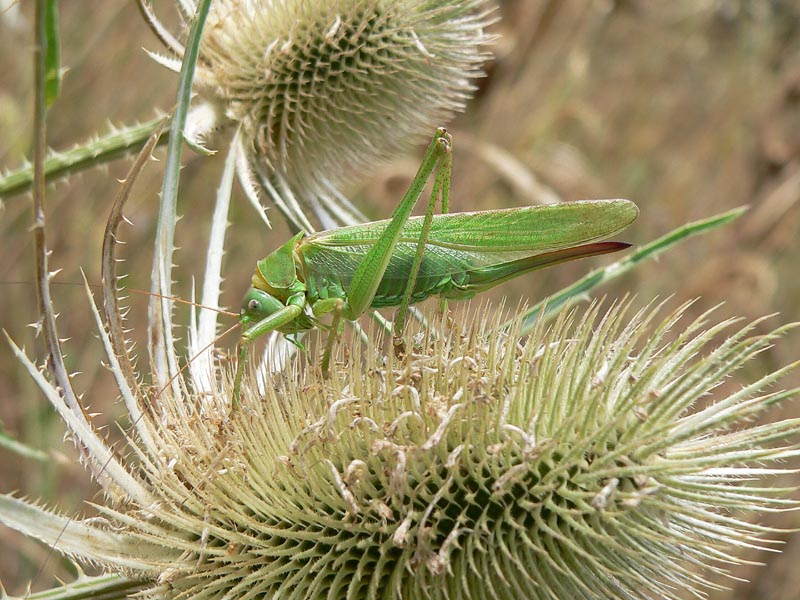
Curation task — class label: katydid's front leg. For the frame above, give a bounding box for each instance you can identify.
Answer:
[320,299,344,377]
[341,128,451,336]
[232,293,306,409]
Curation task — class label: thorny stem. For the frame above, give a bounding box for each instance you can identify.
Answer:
[31,0,97,470]
[148,0,212,392]
[0,117,166,199]
[28,0,153,512]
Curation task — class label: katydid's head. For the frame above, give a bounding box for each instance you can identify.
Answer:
[240,287,284,326]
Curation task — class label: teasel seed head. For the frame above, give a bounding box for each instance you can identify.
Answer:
[195,0,495,199]
[5,299,799,599]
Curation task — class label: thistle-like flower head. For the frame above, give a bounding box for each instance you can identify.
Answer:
[5,300,798,599]
[206,1,492,189]
[152,0,495,224]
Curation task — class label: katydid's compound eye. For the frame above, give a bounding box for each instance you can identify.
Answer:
[242,288,267,317]
[241,287,284,320]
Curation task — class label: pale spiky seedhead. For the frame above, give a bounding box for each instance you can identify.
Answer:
[195,0,494,199]
[5,300,798,599]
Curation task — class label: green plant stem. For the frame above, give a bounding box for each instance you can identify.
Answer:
[0,117,166,199]
[0,430,48,462]
[11,574,143,600]
[513,207,747,335]
[148,0,212,389]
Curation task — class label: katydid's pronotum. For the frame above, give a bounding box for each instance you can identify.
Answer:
[233,128,639,404]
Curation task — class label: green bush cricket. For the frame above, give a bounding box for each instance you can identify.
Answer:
[233,129,638,404]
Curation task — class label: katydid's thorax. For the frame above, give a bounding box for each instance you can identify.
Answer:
[253,232,308,301]
[295,236,349,305]
[251,231,352,307]
[248,232,318,334]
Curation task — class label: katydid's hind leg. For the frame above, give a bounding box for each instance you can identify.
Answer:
[437,139,453,321]
[342,128,450,323]
[320,298,344,377]
[392,131,453,356]
[439,135,451,215]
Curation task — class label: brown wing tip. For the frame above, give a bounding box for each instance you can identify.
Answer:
[591,241,632,253]
[564,241,631,258]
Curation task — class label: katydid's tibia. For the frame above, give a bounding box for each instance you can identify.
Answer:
[232,128,639,405]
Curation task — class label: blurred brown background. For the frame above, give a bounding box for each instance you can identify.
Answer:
[1,1,799,597]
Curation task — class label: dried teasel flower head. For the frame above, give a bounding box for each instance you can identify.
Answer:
[4,299,799,599]
[153,0,495,221]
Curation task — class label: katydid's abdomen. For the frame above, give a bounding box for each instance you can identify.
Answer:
[303,240,474,307]
[302,239,630,307]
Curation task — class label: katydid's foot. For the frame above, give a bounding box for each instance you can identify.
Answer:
[393,335,406,359]
[231,341,248,411]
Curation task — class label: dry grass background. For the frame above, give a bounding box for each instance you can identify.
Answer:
[0,1,799,597]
